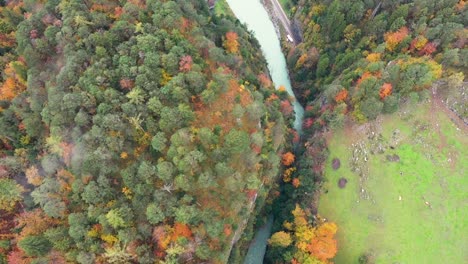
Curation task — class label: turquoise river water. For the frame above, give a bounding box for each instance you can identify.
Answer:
[225,0,304,263]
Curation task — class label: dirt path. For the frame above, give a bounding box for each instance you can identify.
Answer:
[431,87,467,134]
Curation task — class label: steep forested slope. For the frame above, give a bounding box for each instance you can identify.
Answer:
[0,1,293,263]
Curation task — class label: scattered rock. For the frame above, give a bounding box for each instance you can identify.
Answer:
[386,154,400,162]
[332,158,341,170]
[338,177,348,188]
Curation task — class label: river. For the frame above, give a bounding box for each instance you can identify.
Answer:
[225,0,305,263]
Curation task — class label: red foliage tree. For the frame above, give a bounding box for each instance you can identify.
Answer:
[258,73,272,87]
[7,249,31,264]
[418,42,437,56]
[179,55,193,72]
[291,129,300,144]
[119,79,134,90]
[303,118,314,129]
[280,100,294,116]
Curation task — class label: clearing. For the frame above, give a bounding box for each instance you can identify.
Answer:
[318,100,467,263]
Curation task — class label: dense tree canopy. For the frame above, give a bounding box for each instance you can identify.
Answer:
[0,0,293,263]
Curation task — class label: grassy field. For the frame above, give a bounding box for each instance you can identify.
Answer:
[318,101,467,263]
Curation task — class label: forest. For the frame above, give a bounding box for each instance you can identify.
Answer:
[0,0,466,263]
[0,0,296,263]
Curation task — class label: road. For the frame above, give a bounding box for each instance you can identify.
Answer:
[268,0,297,44]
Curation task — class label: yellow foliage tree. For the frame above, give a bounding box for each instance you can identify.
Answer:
[384,26,409,51]
[286,205,339,263]
[366,53,381,62]
[269,231,292,247]
[223,32,239,53]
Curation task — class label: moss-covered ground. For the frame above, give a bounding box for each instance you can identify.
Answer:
[319,101,467,263]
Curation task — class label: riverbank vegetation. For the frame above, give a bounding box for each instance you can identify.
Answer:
[266,0,467,263]
[0,1,294,263]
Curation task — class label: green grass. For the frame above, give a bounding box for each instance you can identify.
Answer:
[319,102,467,263]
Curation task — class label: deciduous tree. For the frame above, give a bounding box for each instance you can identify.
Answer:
[223,32,239,53]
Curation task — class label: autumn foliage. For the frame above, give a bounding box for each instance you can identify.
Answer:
[292,178,300,188]
[119,78,134,90]
[280,99,294,116]
[308,222,338,261]
[0,61,26,101]
[366,53,381,62]
[272,204,338,263]
[384,26,409,51]
[334,89,348,103]
[379,83,392,99]
[419,42,437,56]
[223,32,239,53]
[282,152,295,166]
[410,36,428,51]
[171,222,192,242]
[179,55,193,72]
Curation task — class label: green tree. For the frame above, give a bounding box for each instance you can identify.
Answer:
[224,129,250,154]
[361,97,384,120]
[18,235,52,257]
[0,178,23,211]
[146,203,165,225]
[106,209,128,229]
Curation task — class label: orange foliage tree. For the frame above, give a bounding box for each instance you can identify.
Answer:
[15,209,59,240]
[356,71,373,87]
[384,26,409,51]
[223,32,239,53]
[0,61,26,101]
[279,204,338,263]
[307,222,338,261]
[282,152,295,166]
[292,178,300,188]
[379,83,392,99]
[334,89,348,103]
[171,222,192,242]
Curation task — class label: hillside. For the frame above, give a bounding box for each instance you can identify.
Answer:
[321,100,467,263]
[265,0,467,263]
[0,1,293,263]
